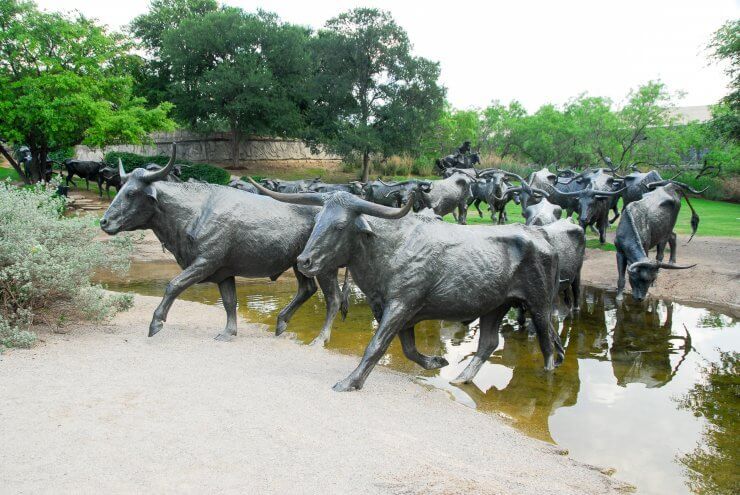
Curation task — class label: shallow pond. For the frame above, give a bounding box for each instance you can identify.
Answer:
[97,261,738,495]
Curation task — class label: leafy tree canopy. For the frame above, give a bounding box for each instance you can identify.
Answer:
[307,8,445,181]
[0,0,174,181]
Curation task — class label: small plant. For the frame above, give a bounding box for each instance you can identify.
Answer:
[0,181,133,349]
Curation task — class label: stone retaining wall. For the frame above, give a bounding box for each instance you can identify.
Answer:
[75,131,341,170]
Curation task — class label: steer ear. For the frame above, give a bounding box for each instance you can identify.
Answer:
[144,185,158,202]
[354,215,375,237]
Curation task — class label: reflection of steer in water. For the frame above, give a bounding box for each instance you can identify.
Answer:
[250,180,563,392]
[611,298,689,388]
[99,144,345,345]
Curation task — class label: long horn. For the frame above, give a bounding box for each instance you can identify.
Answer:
[351,192,415,219]
[530,187,550,198]
[118,158,128,183]
[142,143,177,183]
[502,171,528,184]
[247,177,325,206]
[594,187,627,197]
[646,180,708,195]
[628,260,696,272]
[557,188,586,197]
[495,186,521,201]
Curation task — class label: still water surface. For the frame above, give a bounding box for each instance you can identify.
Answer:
[98,261,738,495]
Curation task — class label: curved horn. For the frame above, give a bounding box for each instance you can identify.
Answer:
[118,158,128,183]
[628,260,696,273]
[646,180,708,194]
[558,188,586,197]
[351,192,415,219]
[530,187,550,198]
[142,143,177,183]
[247,177,325,206]
[501,171,529,186]
[594,187,627,198]
[495,186,522,202]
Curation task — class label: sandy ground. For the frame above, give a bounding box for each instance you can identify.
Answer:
[124,228,740,317]
[0,295,631,495]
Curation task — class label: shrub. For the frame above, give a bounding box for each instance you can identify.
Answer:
[103,151,231,185]
[0,181,133,349]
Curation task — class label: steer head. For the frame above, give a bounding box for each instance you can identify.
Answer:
[627,259,696,301]
[559,185,624,227]
[99,144,177,235]
[248,179,413,277]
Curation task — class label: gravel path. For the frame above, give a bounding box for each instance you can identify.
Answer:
[0,295,631,495]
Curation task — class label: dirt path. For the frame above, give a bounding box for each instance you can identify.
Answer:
[0,295,631,495]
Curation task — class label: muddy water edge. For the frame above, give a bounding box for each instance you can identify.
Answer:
[96,261,739,495]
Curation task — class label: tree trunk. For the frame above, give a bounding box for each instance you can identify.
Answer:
[361,149,370,183]
[231,128,241,169]
[0,143,30,184]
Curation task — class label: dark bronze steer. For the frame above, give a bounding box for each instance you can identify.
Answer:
[100,144,345,345]
[250,180,564,392]
[615,181,700,301]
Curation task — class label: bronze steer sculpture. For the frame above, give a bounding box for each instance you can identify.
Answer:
[421,171,475,224]
[615,180,701,301]
[250,179,564,392]
[99,144,346,346]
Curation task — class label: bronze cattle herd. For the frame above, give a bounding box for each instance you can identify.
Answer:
[98,143,705,391]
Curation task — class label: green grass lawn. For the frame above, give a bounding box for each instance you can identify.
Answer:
[0,166,20,181]
[442,197,739,239]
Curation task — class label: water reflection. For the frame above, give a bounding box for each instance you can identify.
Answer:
[96,261,738,495]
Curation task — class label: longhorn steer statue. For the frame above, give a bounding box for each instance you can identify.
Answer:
[421,172,475,224]
[615,181,701,301]
[228,179,259,194]
[250,180,564,392]
[558,172,625,244]
[99,144,345,345]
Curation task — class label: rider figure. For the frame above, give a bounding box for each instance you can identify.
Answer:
[456,141,471,159]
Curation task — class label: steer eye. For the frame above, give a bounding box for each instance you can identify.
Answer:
[334,223,346,231]
[126,190,135,199]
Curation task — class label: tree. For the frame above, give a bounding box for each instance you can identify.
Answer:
[0,0,174,182]
[708,19,740,141]
[308,8,445,181]
[128,0,218,107]
[161,8,312,167]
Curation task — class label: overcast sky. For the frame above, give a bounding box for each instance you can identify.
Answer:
[37,0,739,111]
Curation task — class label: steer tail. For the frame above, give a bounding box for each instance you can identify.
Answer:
[340,269,351,321]
[679,189,700,242]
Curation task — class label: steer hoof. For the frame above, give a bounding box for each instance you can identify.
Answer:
[332,378,362,392]
[309,335,329,347]
[275,320,288,336]
[449,376,471,385]
[148,319,164,337]
[214,332,235,342]
[422,356,449,370]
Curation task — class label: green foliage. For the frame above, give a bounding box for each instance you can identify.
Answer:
[676,350,739,495]
[103,151,230,185]
[160,8,311,167]
[0,0,174,182]
[0,181,133,349]
[307,8,445,181]
[708,19,740,141]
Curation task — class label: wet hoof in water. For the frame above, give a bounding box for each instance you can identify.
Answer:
[421,356,449,370]
[214,332,235,342]
[148,320,163,337]
[275,320,288,336]
[449,375,471,386]
[555,352,565,366]
[332,378,361,392]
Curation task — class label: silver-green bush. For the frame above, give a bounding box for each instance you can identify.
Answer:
[0,181,132,349]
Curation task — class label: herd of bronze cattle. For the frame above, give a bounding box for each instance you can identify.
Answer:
[96,143,704,391]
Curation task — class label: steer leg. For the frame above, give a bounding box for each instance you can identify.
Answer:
[656,241,666,263]
[668,232,677,264]
[616,250,627,300]
[473,199,484,218]
[531,308,561,370]
[457,203,468,225]
[571,273,581,312]
[275,266,317,336]
[150,258,214,337]
[310,269,342,346]
[214,276,238,341]
[333,302,409,392]
[399,326,448,370]
[451,308,506,384]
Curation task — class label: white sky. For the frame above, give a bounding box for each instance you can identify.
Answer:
[37,0,740,111]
